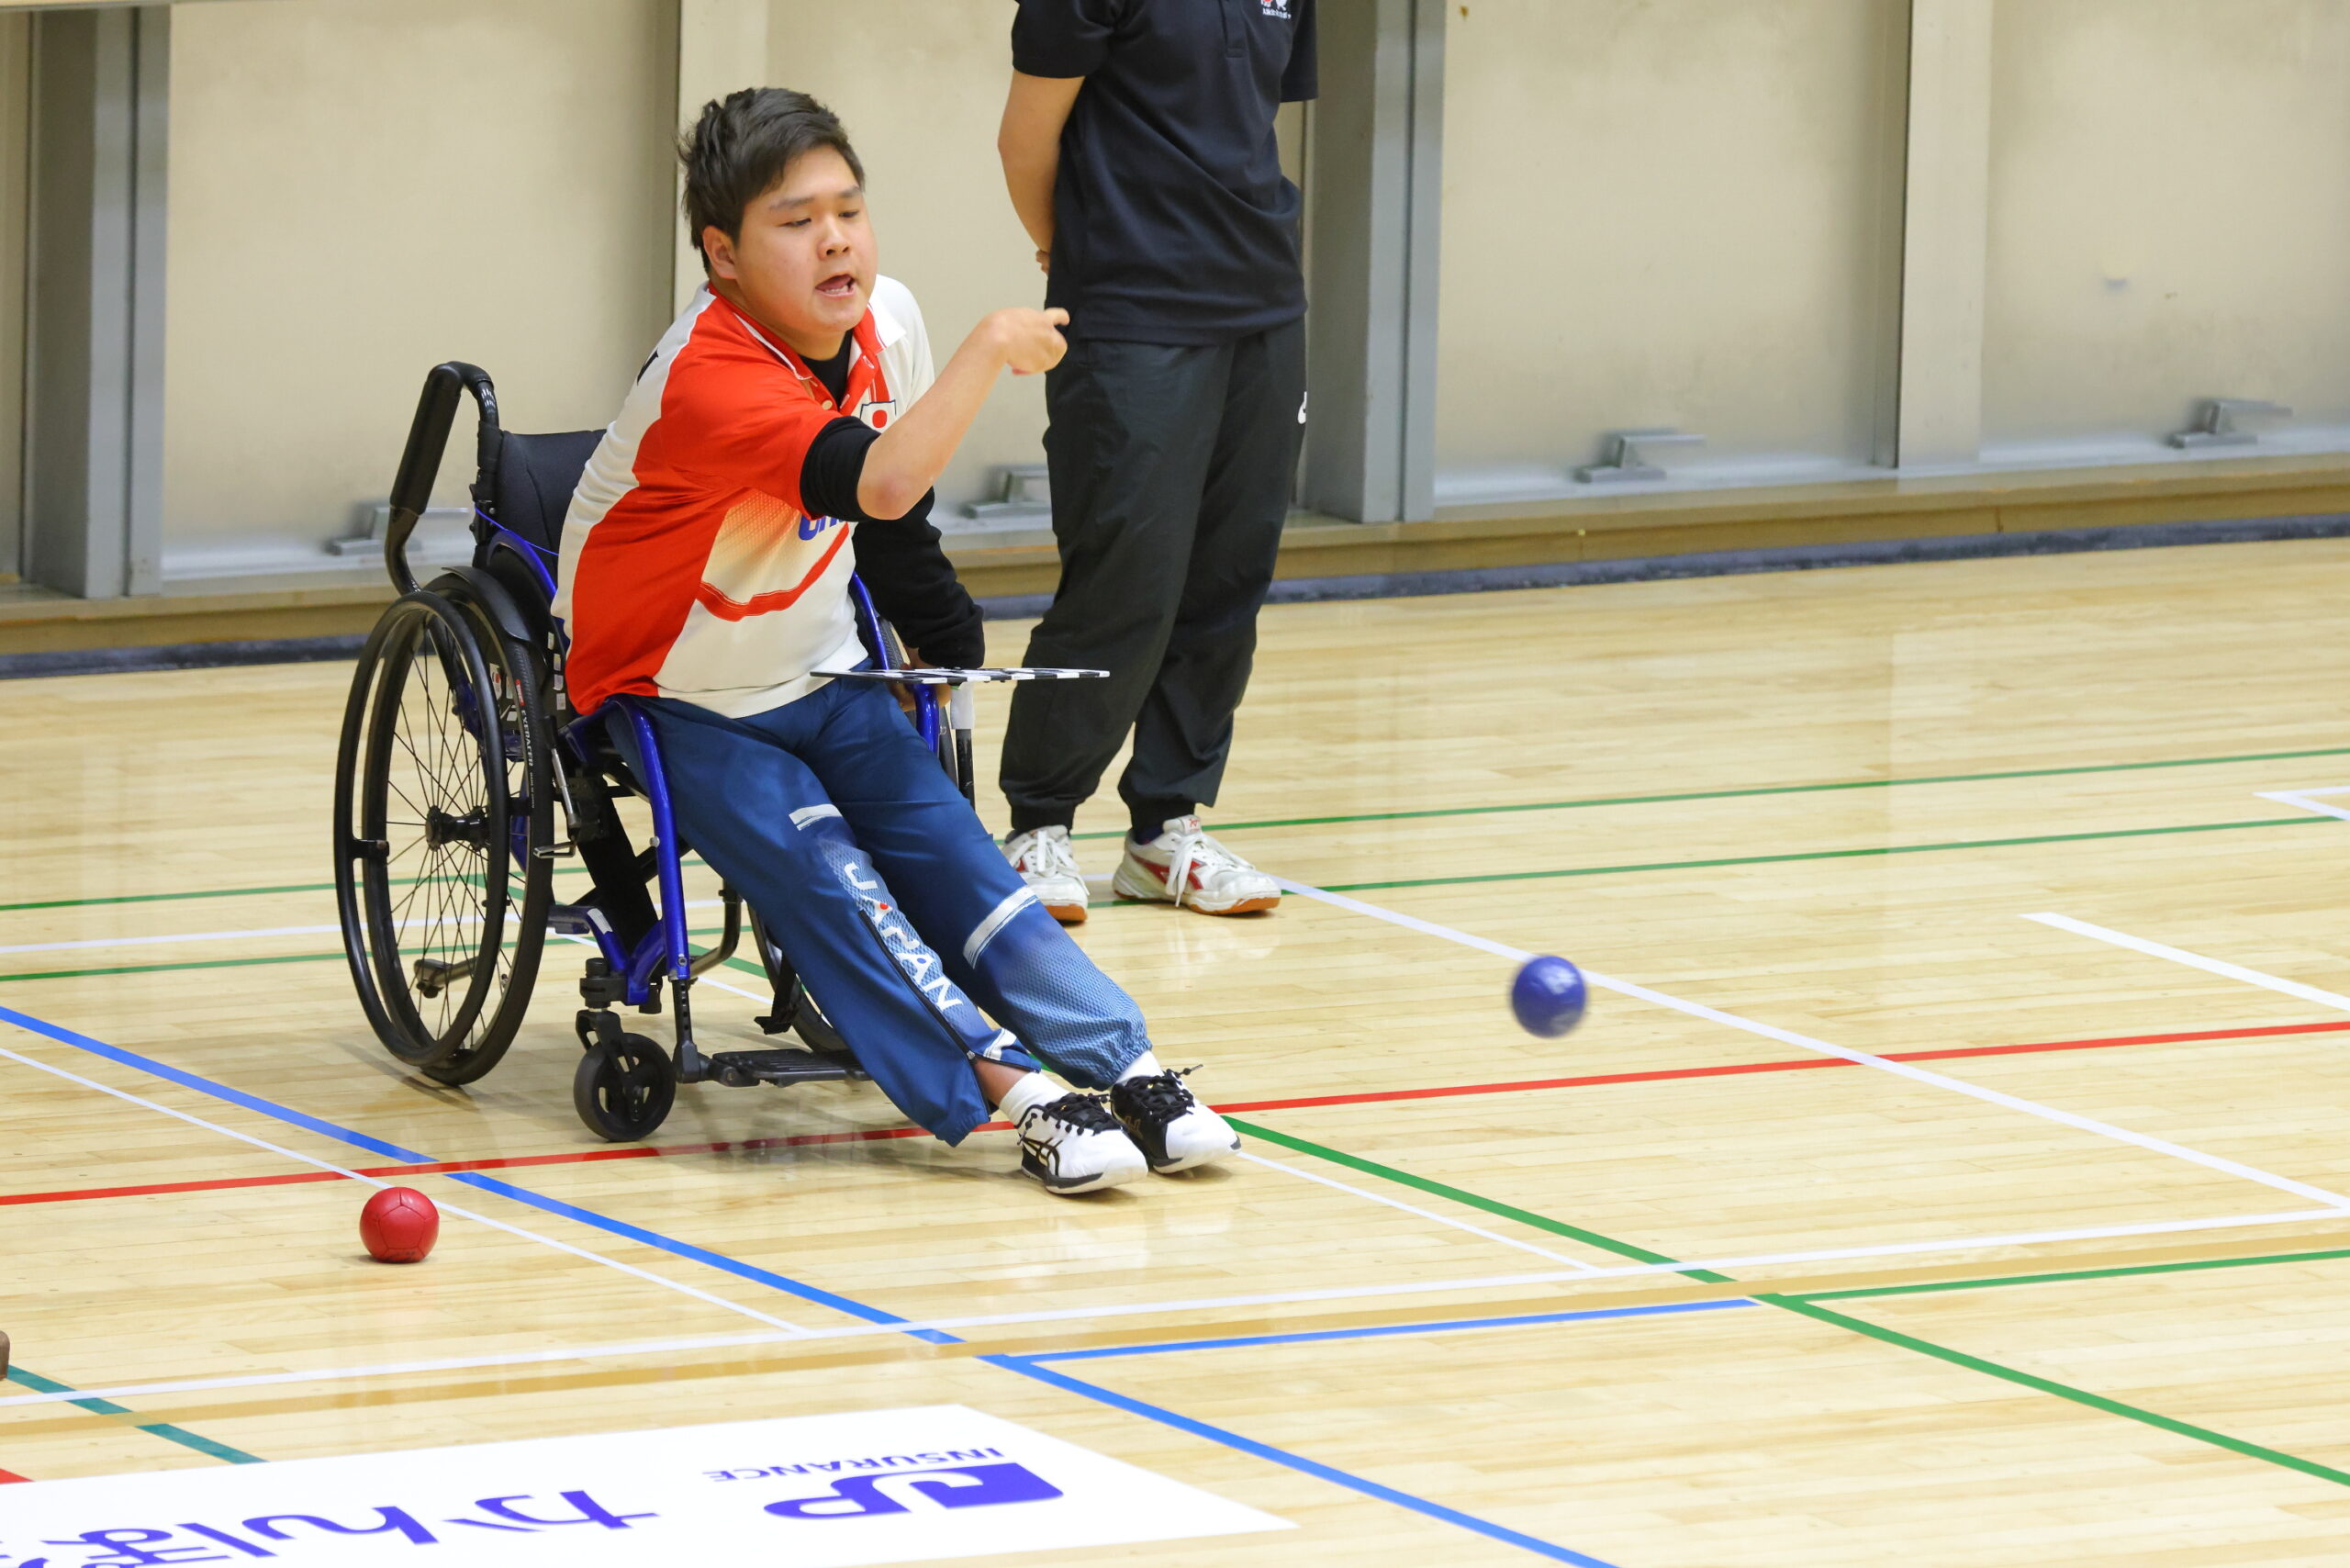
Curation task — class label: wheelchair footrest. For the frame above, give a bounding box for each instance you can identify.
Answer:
[704,1048,866,1089]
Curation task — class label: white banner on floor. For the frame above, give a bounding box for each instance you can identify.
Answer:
[0,1405,1292,1566]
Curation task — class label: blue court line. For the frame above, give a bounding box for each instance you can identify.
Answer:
[0,998,1619,1563]
[6,1365,262,1466]
[442,1172,946,1339]
[996,1357,1626,1567]
[1025,1297,1754,1365]
[0,1001,934,1339]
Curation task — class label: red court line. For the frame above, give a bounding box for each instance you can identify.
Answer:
[7,1018,2344,1210]
[365,1127,937,1179]
[0,1468,28,1484]
[0,1129,940,1207]
[0,1170,345,1205]
[1215,1018,2350,1113]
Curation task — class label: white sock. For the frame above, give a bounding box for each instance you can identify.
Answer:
[996,1070,1060,1122]
[1115,1050,1166,1084]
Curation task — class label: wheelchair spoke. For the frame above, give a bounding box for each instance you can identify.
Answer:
[388,869,425,929]
[397,843,452,955]
[391,706,437,818]
[384,748,429,824]
[420,690,455,815]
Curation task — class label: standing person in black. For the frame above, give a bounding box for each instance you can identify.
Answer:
[991,0,1315,925]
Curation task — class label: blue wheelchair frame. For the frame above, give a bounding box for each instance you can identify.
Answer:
[362,358,956,1133]
[563,577,937,1019]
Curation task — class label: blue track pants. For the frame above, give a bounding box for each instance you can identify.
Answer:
[635,678,1152,1144]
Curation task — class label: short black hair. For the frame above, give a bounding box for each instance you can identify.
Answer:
[680,88,866,269]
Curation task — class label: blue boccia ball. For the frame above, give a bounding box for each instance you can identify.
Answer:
[1511,955,1587,1038]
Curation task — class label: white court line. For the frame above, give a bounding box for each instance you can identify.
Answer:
[0,924,341,958]
[24,870,2345,1406]
[3,1200,2336,1412]
[2026,911,2350,1014]
[1275,877,2350,1212]
[0,1039,809,1337]
[1236,1150,1606,1273]
[10,890,1598,1268]
[6,895,1599,1263]
[0,902,734,961]
[2257,786,2350,824]
[554,929,768,1004]
[0,1329,806,1411]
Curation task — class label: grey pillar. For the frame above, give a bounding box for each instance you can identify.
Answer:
[1894,0,1993,470]
[1301,0,1442,525]
[25,6,168,599]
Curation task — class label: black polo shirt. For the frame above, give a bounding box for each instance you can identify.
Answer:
[1013,0,1316,345]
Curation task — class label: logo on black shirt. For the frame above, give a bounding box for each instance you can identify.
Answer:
[1259,0,1292,16]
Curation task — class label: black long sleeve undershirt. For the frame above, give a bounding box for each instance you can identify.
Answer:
[798,416,987,670]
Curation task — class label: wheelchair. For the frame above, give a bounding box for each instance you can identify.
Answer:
[331,361,993,1143]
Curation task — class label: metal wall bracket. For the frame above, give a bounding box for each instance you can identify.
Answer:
[1575,429,1706,484]
[2169,398,2292,451]
[328,502,474,566]
[956,464,1052,530]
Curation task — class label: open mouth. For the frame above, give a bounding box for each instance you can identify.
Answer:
[815,272,859,301]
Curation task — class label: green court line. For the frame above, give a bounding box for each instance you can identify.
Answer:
[2,812,2335,986]
[0,952,346,985]
[1318,815,2328,893]
[0,935,761,990]
[1228,1115,2350,1491]
[1,881,338,914]
[1232,1117,1721,1276]
[1798,1244,2350,1303]
[15,743,2350,914]
[1770,1295,2350,1488]
[1,861,609,915]
[6,1364,262,1465]
[1070,745,2350,841]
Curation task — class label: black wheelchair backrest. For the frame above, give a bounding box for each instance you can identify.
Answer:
[489,430,603,556]
[385,363,605,593]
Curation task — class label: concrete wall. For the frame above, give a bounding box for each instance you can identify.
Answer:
[39,0,2350,591]
[1983,0,2350,464]
[759,0,1048,521]
[1432,0,1909,505]
[159,0,675,578]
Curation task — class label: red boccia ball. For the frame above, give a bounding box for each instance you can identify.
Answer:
[360,1187,440,1263]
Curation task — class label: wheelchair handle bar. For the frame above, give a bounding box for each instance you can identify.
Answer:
[385,361,501,593]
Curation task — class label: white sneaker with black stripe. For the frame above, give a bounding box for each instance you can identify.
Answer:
[1014,1090,1147,1194]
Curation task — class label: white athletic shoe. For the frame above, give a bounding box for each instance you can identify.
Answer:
[1003,825,1088,924]
[1014,1090,1148,1195]
[1111,1068,1241,1174]
[1113,816,1281,915]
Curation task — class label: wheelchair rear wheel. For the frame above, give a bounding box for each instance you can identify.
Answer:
[334,589,554,1081]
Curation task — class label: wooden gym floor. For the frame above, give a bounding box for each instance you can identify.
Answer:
[9,536,2350,1563]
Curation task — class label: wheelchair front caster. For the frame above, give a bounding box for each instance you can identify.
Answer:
[573,1032,676,1141]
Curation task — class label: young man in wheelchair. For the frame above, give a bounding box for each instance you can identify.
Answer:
[552,89,1238,1194]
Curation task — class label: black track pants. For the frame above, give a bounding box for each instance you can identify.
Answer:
[999,318,1307,835]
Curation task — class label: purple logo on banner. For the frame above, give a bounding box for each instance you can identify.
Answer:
[765,1464,1064,1521]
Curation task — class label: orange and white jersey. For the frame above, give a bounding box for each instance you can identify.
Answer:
[553,275,935,718]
